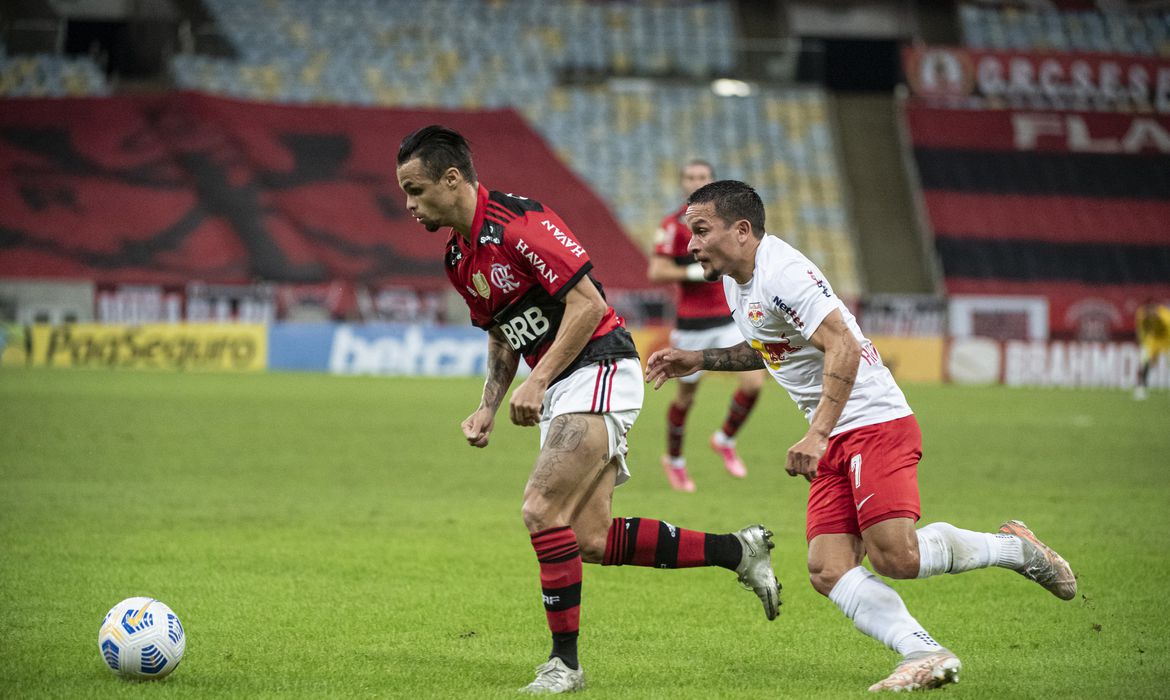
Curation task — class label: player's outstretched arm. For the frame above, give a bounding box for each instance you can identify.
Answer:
[644,347,701,389]
[464,328,520,448]
[645,341,761,389]
[701,342,765,373]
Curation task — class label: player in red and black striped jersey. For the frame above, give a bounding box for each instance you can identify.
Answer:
[396,127,780,694]
[648,159,766,492]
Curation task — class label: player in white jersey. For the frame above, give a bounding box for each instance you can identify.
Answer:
[645,180,1077,693]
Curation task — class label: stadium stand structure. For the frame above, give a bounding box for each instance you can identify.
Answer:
[168,0,861,298]
[959,1,1170,56]
[0,94,652,293]
[904,2,1170,341]
[0,48,109,97]
[904,105,1170,340]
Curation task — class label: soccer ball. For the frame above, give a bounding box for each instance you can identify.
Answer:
[98,597,186,679]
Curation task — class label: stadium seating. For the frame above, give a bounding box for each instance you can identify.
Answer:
[535,85,857,296]
[172,0,736,106]
[0,52,109,97]
[959,2,1170,56]
[168,0,862,297]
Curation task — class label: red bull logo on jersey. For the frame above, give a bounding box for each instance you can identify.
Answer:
[541,219,586,258]
[747,302,765,327]
[750,335,803,370]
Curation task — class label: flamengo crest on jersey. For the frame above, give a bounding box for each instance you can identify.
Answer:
[724,235,912,436]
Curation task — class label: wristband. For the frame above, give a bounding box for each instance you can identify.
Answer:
[685,263,706,282]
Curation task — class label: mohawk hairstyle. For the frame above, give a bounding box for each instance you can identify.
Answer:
[397,125,478,185]
[687,180,766,239]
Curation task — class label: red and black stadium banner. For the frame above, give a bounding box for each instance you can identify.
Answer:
[903,104,1170,340]
[902,45,1170,114]
[0,92,649,292]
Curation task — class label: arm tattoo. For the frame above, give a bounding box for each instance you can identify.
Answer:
[824,370,856,385]
[482,331,519,410]
[822,365,857,407]
[702,343,764,372]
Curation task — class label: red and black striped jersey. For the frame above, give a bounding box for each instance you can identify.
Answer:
[653,202,732,330]
[445,184,637,370]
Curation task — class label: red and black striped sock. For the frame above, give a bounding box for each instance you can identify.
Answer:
[666,402,690,459]
[721,389,759,438]
[530,526,582,670]
[601,517,742,570]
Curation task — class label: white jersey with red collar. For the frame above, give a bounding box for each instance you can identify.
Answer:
[723,234,911,436]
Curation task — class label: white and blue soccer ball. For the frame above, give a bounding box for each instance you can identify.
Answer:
[98,597,186,679]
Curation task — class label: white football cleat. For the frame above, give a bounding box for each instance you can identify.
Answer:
[734,524,781,620]
[999,520,1077,601]
[519,657,585,694]
[868,649,961,692]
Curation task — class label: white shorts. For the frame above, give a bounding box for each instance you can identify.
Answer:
[538,357,643,486]
[670,322,744,384]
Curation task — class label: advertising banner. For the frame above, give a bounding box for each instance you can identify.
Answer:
[24,323,266,371]
[902,45,1170,113]
[268,322,499,376]
[905,106,1170,155]
[947,337,1168,389]
[866,336,945,384]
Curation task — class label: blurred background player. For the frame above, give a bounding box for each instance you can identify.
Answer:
[648,159,765,492]
[1134,298,1170,400]
[646,180,1077,693]
[396,127,780,694]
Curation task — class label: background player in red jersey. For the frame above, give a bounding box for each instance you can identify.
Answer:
[395,126,780,694]
[648,159,765,491]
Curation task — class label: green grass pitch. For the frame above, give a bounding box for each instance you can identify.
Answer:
[1,368,1167,698]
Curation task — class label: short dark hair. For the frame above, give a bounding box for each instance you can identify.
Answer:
[396,125,477,185]
[683,158,715,179]
[687,180,765,239]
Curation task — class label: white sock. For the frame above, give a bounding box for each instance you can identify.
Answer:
[828,566,943,656]
[667,456,686,469]
[713,429,733,446]
[916,522,1024,577]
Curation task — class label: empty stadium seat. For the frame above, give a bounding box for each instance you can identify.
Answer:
[165,0,861,296]
[0,53,109,97]
[959,2,1170,56]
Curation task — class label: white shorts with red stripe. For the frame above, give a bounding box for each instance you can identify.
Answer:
[538,357,643,486]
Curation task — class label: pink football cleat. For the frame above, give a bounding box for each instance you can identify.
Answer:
[661,456,696,492]
[710,433,747,478]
